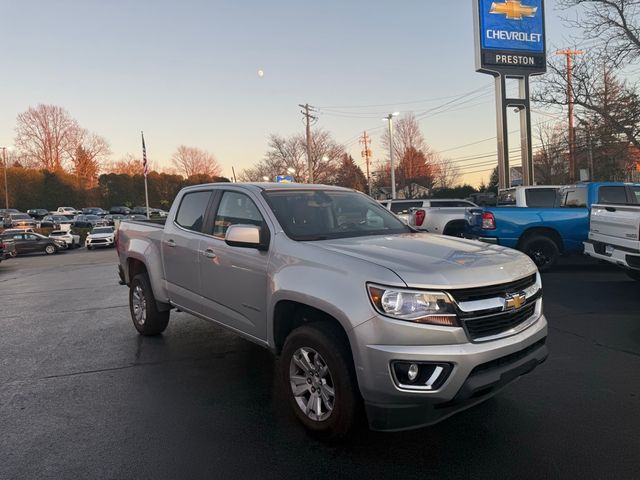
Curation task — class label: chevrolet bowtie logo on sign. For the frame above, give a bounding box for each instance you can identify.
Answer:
[490,0,537,20]
[505,293,527,310]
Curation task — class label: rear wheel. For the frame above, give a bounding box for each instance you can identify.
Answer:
[129,273,170,335]
[626,269,640,282]
[520,235,559,272]
[44,244,57,255]
[281,322,360,440]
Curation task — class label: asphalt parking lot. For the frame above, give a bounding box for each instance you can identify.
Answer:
[1,248,638,479]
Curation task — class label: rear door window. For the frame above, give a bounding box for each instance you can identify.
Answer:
[561,188,587,208]
[175,190,213,233]
[629,186,640,204]
[525,188,558,207]
[598,186,627,204]
[389,201,421,214]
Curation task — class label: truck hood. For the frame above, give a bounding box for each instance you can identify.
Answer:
[314,233,536,289]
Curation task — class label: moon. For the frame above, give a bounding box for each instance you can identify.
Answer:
[257,69,264,78]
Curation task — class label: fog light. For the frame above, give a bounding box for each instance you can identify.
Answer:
[407,363,419,381]
[391,361,452,391]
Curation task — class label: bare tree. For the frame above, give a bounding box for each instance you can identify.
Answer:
[15,104,80,171]
[533,123,569,184]
[240,129,344,183]
[172,145,221,178]
[105,154,146,176]
[380,112,429,161]
[559,0,640,67]
[433,157,461,189]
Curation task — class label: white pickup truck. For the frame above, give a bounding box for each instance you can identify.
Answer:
[405,199,478,237]
[584,199,640,281]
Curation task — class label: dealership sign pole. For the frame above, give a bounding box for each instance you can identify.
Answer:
[474,0,546,189]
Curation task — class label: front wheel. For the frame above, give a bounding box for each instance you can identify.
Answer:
[281,322,360,440]
[626,269,640,282]
[129,273,170,335]
[520,235,559,272]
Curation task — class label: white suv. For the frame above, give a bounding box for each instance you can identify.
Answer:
[85,226,115,249]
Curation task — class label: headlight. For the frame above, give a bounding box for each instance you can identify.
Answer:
[367,284,458,326]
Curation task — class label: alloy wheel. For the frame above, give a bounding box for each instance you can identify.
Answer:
[289,347,335,422]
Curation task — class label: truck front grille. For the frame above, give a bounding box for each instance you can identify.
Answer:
[447,274,537,302]
[463,302,536,341]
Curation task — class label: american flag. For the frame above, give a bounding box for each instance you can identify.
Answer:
[141,131,148,176]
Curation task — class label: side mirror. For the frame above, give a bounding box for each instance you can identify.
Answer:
[225,224,267,251]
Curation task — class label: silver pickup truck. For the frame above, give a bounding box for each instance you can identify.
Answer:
[116,183,548,438]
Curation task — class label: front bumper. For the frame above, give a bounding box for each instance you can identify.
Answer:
[86,238,114,247]
[351,308,548,431]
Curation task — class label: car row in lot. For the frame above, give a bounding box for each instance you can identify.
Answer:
[0,224,116,258]
[1,206,169,230]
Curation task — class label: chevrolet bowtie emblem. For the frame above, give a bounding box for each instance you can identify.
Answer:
[505,293,526,310]
[490,0,538,20]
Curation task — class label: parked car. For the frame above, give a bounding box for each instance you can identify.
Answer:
[55,207,80,216]
[102,214,125,226]
[465,182,640,271]
[72,214,101,228]
[117,183,548,438]
[2,228,35,235]
[86,226,115,249]
[0,232,65,255]
[407,199,478,237]
[81,207,108,216]
[26,208,49,220]
[584,192,640,281]
[4,213,37,229]
[40,215,74,229]
[110,206,131,215]
[49,230,81,249]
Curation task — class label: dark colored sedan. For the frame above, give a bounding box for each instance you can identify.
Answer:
[40,215,74,229]
[82,207,108,216]
[110,206,131,215]
[0,232,66,255]
[26,209,49,220]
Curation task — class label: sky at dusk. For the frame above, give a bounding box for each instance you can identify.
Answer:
[0,0,595,186]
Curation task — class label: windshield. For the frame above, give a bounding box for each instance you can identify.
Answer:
[91,227,113,234]
[262,189,410,241]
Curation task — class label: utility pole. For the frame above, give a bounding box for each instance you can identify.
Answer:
[360,131,373,196]
[557,49,584,183]
[384,112,399,199]
[299,104,317,183]
[1,147,8,209]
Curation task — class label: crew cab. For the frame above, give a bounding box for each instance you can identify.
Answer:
[496,185,560,208]
[466,182,640,271]
[584,188,640,280]
[117,183,548,438]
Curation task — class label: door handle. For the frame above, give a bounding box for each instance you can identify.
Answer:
[605,206,616,212]
[203,248,217,259]
[165,239,176,247]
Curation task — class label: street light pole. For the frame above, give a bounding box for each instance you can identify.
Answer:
[384,113,399,199]
[1,147,8,210]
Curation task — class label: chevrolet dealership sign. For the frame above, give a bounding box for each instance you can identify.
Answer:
[475,0,546,74]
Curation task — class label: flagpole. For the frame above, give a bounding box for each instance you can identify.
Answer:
[141,131,150,219]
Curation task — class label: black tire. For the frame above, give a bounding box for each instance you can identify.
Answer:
[626,269,640,282]
[520,234,559,272]
[44,244,57,255]
[87,245,92,250]
[281,322,360,440]
[129,273,170,336]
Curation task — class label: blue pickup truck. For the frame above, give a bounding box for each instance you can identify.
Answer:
[465,182,640,270]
